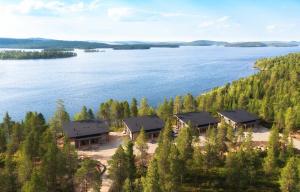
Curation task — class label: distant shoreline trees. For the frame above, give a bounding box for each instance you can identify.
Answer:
[0,50,77,60]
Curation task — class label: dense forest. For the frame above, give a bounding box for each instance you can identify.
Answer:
[0,50,77,60]
[0,53,299,191]
[0,102,101,191]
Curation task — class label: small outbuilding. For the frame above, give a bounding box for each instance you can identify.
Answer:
[123,115,164,140]
[218,109,259,129]
[174,112,219,134]
[63,120,109,148]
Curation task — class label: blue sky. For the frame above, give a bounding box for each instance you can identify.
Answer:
[0,0,299,41]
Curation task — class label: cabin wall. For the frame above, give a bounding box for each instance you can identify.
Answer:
[73,133,109,148]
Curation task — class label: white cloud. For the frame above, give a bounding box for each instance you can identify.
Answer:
[0,0,102,16]
[266,24,277,32]
[198,16,231,29]
[266,23,296,33]
[107,7,134,21]
[217,16,230,22]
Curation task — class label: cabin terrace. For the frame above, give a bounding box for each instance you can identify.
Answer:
[174,112,219,134]
[123,115,165,140]
[63,120,109,148]
[218,109,259,129]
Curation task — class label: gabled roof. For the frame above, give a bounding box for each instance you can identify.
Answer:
[63,120,109,139]
[123,115,164,133]
[218,109,259,123]
[175,112,218,127]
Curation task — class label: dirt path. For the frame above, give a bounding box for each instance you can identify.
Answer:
[78,132,158,192]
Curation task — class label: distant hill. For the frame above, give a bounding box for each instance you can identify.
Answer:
[224,42,268,47]
[0,38,298,49]
[182,40,227,46]
[224,41,299,47]
[0,38,179,50]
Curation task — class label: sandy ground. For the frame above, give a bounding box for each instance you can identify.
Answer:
[77,132,158,192]
[78,127,300,192]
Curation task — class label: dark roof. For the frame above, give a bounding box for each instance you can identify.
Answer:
[175,112,219,127]
[218,110,259,123]
[123,115,164,133]
[63,120,109,139]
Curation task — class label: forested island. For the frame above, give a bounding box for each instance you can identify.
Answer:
[0,50,77,60]
[84,49,100,53]
[0,53,299,191]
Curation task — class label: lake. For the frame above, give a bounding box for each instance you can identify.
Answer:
[1,46,300,120]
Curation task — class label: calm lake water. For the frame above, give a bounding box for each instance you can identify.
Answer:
[1,46,300,120]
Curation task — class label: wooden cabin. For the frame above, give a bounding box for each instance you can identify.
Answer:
[123,115,164,140]
[174,112,219,134]
[218,109,259,129]
[63,120,109,148]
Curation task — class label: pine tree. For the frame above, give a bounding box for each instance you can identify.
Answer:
[263,125,280,175]
[135,128,148,176]
[142,158,161,192]
[0,127,6,153]
[50,99,70,135]
[203,127,220,169]
[263,146,277,175]
[279,157,299,192]
[167,144,182,190]
[74,106,90,121]
[98,102,110,121]
[22,169,46,192]
[123,178,132,192]
[108,146,128,192]
[138,98,150,116]
[173,96,182,114]
[75,158,101,192]
[40,137,59,191]
[157,98,172,121]
[175,125,193,177]
[88,108,95,120]
[183,93,196,112]
[285,107,296,132]
[216,122,227,155]
[225,151,240,189]
[2,155,18,192]
[7,123,23,154]
[130,98,138,117]
[125,140,136,191]
[156,120,173,191]
[123,101,131,118]
[2,112,12,137]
